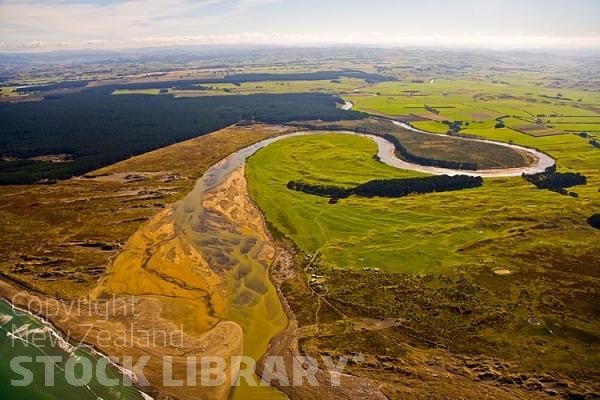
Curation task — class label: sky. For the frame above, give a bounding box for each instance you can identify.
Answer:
[0,0,599,51]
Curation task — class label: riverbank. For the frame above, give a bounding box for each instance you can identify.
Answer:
[0,125,291,400]
[0,122,558,399]
[231,128,554,178]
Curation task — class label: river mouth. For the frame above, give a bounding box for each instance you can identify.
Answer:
[180,165,288,399]
[0,125,556,400]
[102,126,555,398]
[168,127,554,397]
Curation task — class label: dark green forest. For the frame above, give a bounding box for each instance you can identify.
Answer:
[0,88,364,184]
[287,175,484,202]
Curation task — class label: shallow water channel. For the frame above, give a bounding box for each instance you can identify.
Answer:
[0,127,555,400]
[170,127,555,398]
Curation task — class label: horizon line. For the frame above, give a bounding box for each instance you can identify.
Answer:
[2,34,600,54]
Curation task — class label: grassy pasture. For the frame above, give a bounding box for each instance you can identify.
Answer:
[247,133,599,274]
[247,131,600,391]
[112,88,165,95]
[348,77,600,140]
[110,77,369,97]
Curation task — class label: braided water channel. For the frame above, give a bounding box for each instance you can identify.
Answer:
[171,127,554,399]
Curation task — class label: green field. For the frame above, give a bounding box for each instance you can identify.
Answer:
[112,88,165,95]
[348,77,600,141]
[246,129,600,395]
[247,133,599,273]
[110,77,369,98]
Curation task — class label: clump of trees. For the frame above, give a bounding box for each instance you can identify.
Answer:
[442,120,464,133]
[587,214,600,230]
[288,175,483,201]
[287,181,349,199]
[425,105,440,114]
[353,175,483,197]
[522,170,587,196]
[578,131,600,148]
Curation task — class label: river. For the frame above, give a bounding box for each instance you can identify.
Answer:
[389,120,555,176]
[0,124,555,400]
[169,126,554,397]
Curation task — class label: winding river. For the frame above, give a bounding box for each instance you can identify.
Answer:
[179,126,554,190]
[341,101,554,176]
[0,121,555,400]
[170,122,555,398]
[388,120,555,176]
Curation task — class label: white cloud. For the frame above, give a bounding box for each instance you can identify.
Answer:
[0,0,599,51]
[0,0,266,45]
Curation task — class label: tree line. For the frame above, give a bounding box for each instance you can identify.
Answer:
[56,70,396,94]
[13,70,397,95]
[288,175,484,202]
